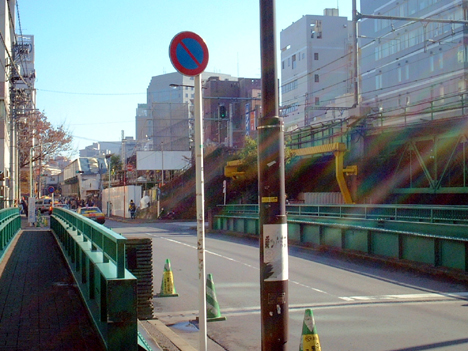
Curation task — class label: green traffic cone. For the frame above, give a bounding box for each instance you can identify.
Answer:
[206,274,226,322]
[157,259,179,297]
[299,309,321,351]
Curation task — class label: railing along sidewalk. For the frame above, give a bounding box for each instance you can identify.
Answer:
[51,208,137,351]
[0,207,21,261]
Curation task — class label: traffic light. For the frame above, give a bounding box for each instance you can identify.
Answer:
[219,105,227,119]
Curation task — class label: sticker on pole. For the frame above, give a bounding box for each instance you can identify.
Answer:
[169,31,209,76]
[263,223,288,281]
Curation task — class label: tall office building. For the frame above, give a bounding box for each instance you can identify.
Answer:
[146,72,237,151]
[280,9,353,131]
[359,0,467,124]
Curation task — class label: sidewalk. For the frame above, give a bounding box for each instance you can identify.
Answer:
[0,226,105,351]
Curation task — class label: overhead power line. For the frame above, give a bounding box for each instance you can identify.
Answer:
[37,88,146,96]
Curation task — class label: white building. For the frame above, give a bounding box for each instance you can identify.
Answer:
[280,9,353,131]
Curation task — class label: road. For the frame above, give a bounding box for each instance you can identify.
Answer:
[107,219,468,351]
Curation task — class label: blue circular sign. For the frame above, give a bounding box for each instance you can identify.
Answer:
[48,186,55,194]
[169,31,209,76]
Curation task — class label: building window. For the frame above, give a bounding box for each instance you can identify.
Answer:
[398,67,402,82]
[314,74,319,82]
[288,57,290,67]
[458,47,466,63]
[408,0,417,15]
[292,54,297,69]
[439,85,445,104]
[314,53,319,60]
[302,53,305,60]
[315,97,320,105]
[438,53,443,69]
[405,65,410,80]
[310,23,315,38]
[281,80,298,94]
[282,61,285,69]
[316,20,322,39]
[376,73,382,89]
[430,56,435,72]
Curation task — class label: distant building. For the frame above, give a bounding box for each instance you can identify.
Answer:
[79,141,122,158]
[145,72,261,152]
[280,9,353,131]
[135,104,150,150]
[359,0,467,125]
[146,71,235,152]
[203,76,262,147]
[121,136,137,164]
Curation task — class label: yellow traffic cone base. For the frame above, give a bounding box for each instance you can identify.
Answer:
[157,259,179,297]
[300,309,321,351]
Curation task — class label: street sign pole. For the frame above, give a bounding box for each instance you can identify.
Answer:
[259,0,289,349]
[169,31,209,351]
[195,73,207,351]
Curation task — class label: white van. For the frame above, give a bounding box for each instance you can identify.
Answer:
[35,198,52,213]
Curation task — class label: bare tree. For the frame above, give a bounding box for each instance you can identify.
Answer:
[18,111,73,168]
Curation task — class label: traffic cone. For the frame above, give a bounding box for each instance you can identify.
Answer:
[206,274,226,322]
[299,309,321,351]
[156,259,179,297]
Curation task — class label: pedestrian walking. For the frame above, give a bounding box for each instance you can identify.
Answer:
[128,200,136,219]
[21,197,28,216]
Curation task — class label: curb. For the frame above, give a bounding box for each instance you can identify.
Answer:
[141,319,197,351]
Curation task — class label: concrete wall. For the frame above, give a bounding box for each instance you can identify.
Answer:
[102,185,142,218]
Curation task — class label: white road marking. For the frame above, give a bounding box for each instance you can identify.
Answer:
[156,237,468,305]
[154,291,468,320]
[339,291,468,302]
[162,237,258,269]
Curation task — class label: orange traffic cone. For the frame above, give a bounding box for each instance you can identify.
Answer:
[156,259,179,297]
[299,309,321,351]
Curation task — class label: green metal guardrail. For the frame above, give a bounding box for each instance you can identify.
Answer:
[220,203,468,224]
[214,204,468,273]
[50,208,137,351]
[0,207,21,262]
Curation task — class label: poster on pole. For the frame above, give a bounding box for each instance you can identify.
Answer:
[262,223,288,281]
[28,197,36,223]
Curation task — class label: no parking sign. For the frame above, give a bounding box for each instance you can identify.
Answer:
[169,31,209,76]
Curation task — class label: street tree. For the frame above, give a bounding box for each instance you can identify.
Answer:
[110,154,122,173]
[18,111,73,168]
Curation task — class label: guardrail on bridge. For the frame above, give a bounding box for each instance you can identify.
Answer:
[50,208,137,351]
[0,207,21,262]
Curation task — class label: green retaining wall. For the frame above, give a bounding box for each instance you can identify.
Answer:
[213,212,468,274]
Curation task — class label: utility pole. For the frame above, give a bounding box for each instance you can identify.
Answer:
[258,1,288,350]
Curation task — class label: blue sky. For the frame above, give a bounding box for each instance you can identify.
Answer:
[17,1,353,155]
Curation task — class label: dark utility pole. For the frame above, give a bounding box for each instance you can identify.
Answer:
[258,1,288,350]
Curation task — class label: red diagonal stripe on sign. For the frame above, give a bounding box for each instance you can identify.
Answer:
[179,39,202,66]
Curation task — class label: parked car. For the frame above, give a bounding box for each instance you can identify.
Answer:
[35,198,52,213]
[77,207,105,224]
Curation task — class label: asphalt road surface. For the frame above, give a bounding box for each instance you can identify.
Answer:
[108,219,468,351]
